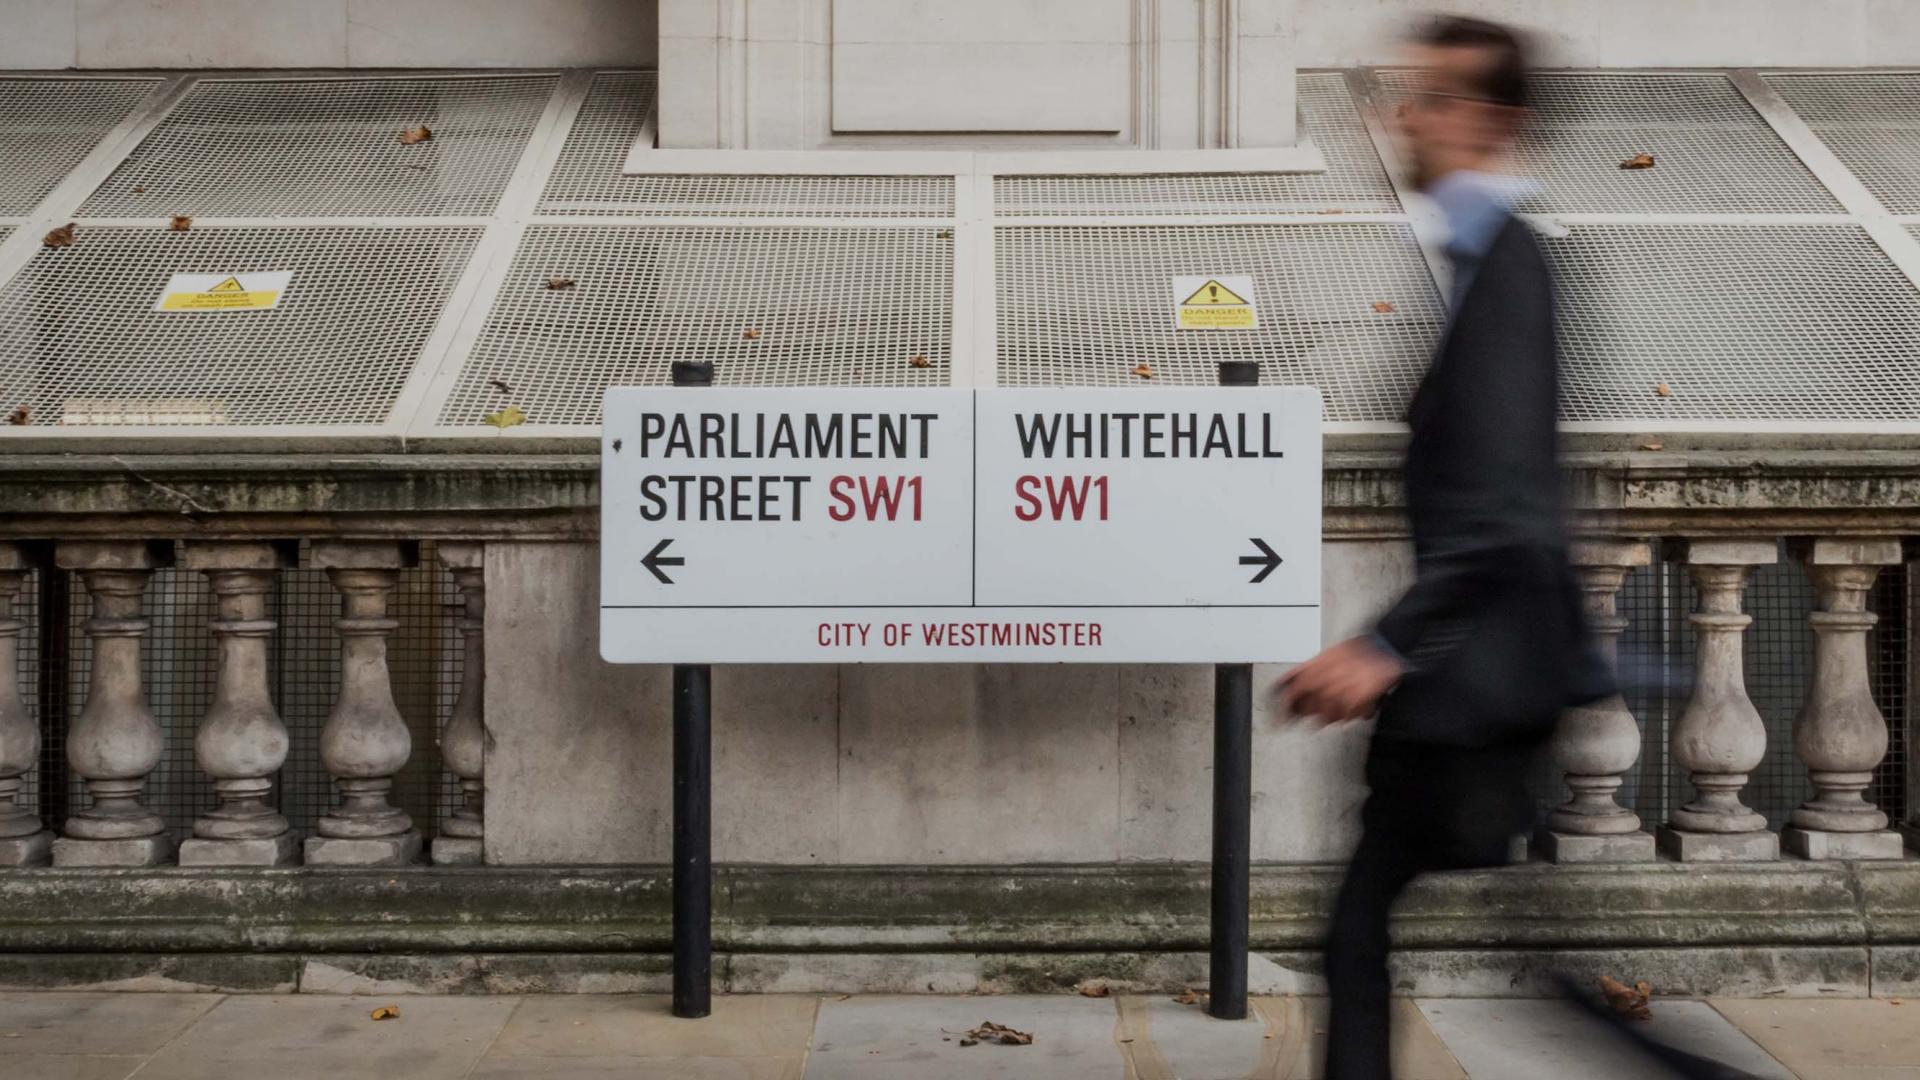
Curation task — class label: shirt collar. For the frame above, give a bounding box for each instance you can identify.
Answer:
[1424,169,1541,261]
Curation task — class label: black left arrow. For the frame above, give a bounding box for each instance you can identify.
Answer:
[1239,538,1282,584]
[643,538,684,584]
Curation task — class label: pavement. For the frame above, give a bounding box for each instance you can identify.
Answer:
[0,990,1911,1079]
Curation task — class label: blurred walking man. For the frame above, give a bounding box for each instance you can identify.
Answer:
[1277,17,1612,1079]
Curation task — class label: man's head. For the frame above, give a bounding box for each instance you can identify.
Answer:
[1398,16,1531,190]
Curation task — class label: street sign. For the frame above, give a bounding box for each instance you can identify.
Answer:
[601,386,1321,663]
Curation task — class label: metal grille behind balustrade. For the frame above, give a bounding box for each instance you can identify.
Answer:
[993,73,1402,216]
[1376,71,1842,214]
[994,223,1442,417]
[0,225,483,427]
[543,72,954,219]
[441,223,953,426]
[1541,224,1920,424]
[1769,74,1920,214]
[0,78,160,218]
[1549,542,1914,835]
[79,76,557,219]
[42,543,463,839]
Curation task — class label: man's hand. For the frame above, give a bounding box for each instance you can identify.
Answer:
[1276,636,1406,725]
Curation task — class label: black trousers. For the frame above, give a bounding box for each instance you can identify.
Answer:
[1323,734,1540,1080]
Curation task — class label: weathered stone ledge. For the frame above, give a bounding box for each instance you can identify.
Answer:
[1,862,1913,996]
[0,450,1917,539]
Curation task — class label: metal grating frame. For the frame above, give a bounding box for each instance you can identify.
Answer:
[440,224,954,426]
[79,76,557,219]
[994,223,1442,417]
[0,79,161,219]
[544,72,955,218]
[1768,74,1920,215]
[1378,71,1843,215]
[1543,224,1920,423]
[0,225,484,426]
[993,73,1400,216]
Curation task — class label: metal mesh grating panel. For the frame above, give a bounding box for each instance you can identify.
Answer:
[1544,224,1920,423]
[0,79,158,218]
[994,223,1442,419]
[442,224,952,425]
[1769,74,1920,214]
[1869,562,1908,825]
[541,72,953,218]
[80,76,556,218]
[993,74,1400,216]
[1377,72,1842,214]
[0,225,483,426]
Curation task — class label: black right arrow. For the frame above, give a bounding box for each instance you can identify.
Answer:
[642,538,684,584]
[1239,538,1282,583]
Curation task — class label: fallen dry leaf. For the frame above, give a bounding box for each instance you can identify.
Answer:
[964,1021,1033,1046]
[936,228,954,239]
[482,405,528,430]
[370,1005,400,1021]
[1620,153,1656,170]
[6,406,28,426]
[909,355,932,369]
[1599,975,1653,1022]
[1639,440,1664,451]
[42,223,75,249]
[743,328,762,340]
[1077,982,1111,998]
[1890,998,1904,1005]
[400,125,433,145]
[1655,382,1672,398]
[544,276,576,291]
[959,1038,978,1047]
[489,378,512,394]
[1317,208,1347,215]
[1372,300,1396,313]
[169,215,191,232]
[1173,988,1209,1006]
[132,185,146,194]
[1132,363,1155,380]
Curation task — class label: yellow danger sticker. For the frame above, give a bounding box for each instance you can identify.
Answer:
[1173,274,1258,330]
[154,271,293,312]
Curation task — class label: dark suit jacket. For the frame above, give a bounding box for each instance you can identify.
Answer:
[1372,215,1614,748]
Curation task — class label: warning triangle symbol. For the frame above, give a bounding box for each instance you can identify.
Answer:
[1181,279,1250,307]
[207,276,246,293]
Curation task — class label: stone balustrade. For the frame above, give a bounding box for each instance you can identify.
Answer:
[0,529,1909,871]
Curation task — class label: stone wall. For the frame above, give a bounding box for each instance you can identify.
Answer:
[484,539,1413,866]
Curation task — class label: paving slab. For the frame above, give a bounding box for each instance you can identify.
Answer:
[1115,995,1270,1079]
[1712,998,1920,1079]
[0,1056,150,1080]
[129,994,519,1080]
[1417,998,1794,1080]
[0,991,221,1056]
[807,993,1123,1080]
[469,1054,802,1079]
[1266,997,1469,1079]
[487,994,817,1060]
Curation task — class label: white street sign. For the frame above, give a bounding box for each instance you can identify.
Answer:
[601,386,1321,663]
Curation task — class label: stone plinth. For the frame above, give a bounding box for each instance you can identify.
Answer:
[52,833,175,867]
[430,836,484,866]
[1658,827,1780,863]
[1782,828,1904,861]
[1539,829,1656,864]
[0,831,52,867]
[179,832,300,868]
[305,832,422,867]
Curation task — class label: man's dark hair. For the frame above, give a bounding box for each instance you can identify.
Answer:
[1417,15,1530,109]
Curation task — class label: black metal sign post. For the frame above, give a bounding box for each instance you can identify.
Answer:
[669,359,714,1020]
[1209,359,1258,1021]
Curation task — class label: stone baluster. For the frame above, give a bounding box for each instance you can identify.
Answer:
[1540,540,1655,863]
[431,542,486,866]
[52,541,175,867]
[177,542,298,867]
[1781,539,1904,860]
[1657,539,1780,862]
[0,545,51,866]
[304,541,422,866]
